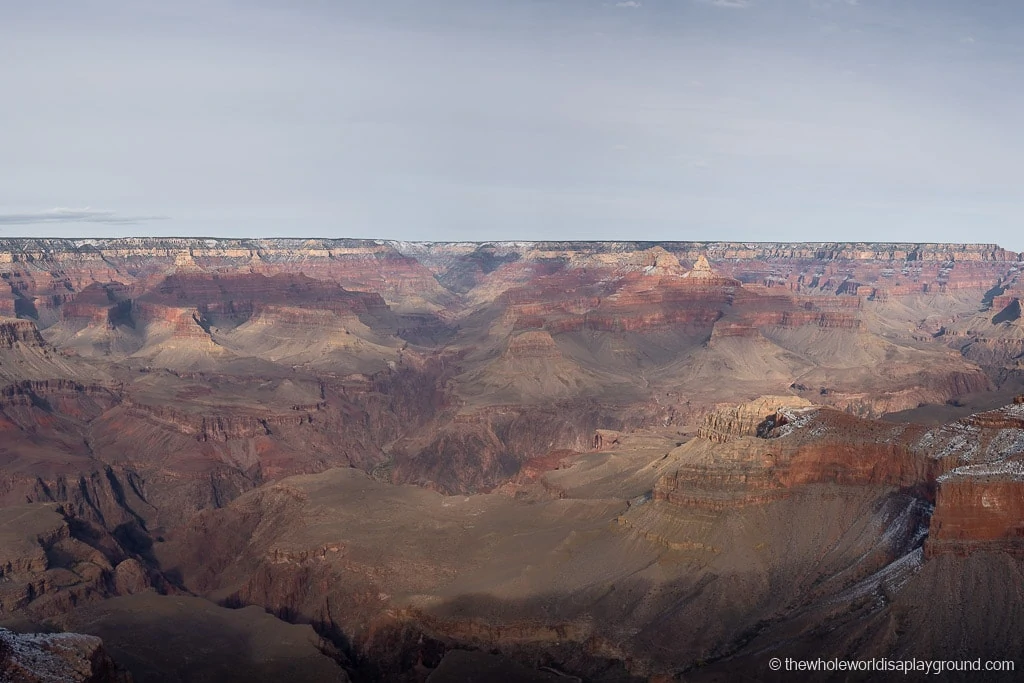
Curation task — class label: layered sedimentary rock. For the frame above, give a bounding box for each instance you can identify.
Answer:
[0,504,158,622]
[0,239,454,315]
[0,319,101,382]
[696,395,813,443]
[929,474,1024,554]
[0,318,46,348]
[924,403,1024,555]
[2,239,1024,680]
[3,239,1016,314]
[628,406,932,540]
[160,395,1024,681]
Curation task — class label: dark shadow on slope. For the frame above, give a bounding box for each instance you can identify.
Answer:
[992,298,1021,325]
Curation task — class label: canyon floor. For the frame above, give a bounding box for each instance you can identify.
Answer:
[1,239,1023,681]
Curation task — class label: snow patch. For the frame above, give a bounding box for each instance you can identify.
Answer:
[773,407,821,438]
[830,548,925,607]
[916,422,981,462]
[937,458,1024,482]
[0,628,104,682]
[985,429,1024,459]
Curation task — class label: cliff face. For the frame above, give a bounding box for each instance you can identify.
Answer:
[622,399,1024,562]
[0,504,159,623]
[0,318,46,348]
[929,476,1024,553]
[925,404,1024,555]
[635,407,934,527]
[696,395,813,442]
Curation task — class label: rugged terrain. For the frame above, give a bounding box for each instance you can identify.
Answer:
[1,239,1022,681]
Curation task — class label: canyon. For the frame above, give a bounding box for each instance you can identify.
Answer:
[0,238,1022,681]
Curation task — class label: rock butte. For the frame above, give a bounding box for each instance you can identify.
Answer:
[0,239,1022,681]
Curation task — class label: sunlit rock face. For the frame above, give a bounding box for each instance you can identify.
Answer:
[926,404,1024,556]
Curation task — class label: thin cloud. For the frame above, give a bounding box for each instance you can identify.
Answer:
[701,0,753,8]
[0,208,169,226]
[810,0,858,8]
[615,1,642,7]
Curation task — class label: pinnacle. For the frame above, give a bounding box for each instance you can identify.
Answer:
[684,254,717,278]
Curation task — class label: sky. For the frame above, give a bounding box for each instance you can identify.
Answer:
[1,0,1022,248]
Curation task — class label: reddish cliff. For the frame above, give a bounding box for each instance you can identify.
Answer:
[925,404,1024,555]
[0,318,46,348]
[929,471,1024,555]
[651,406,937,515]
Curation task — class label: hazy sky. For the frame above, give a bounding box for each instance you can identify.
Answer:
[2,1,1022,247]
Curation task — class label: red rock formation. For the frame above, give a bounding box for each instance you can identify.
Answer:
[643,404,952,520]
[929,472,1024,556]
[130,301,209,339]
[922,403,1024,555]
[120,400,318,442]
[696,395,812,443]
[61,283,131,328]
[0,318,46,348]
[504,330,562,359]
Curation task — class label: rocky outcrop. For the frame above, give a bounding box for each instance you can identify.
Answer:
[60,284,131,329]
[119,400,315,442]
[504,330,562,359]
[696,395,813,443]
[592,429,621,451]
[0,504,159,622]
[682,254,715,278]
[0,380,120,421]
[0,318,46,348]
[925,403,1024,556]
[637,404,943,525]
[129,302,208,339]
[0,628,130,683]
[929,472,1024,556]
